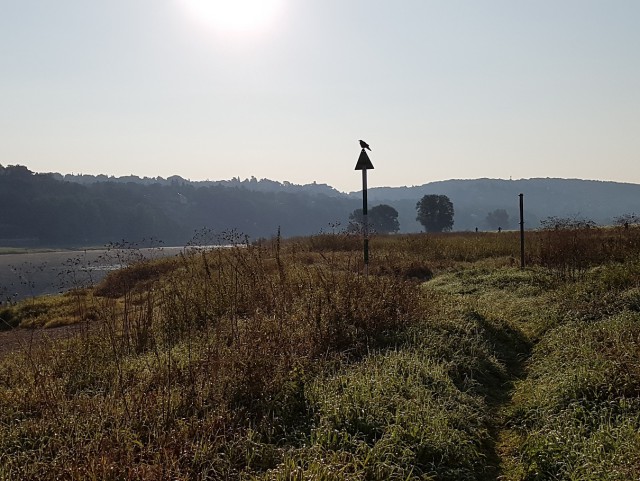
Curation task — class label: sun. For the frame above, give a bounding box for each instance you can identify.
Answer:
[180,0,285,35]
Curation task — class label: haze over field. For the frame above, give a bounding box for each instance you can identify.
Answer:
[2,1,640,191]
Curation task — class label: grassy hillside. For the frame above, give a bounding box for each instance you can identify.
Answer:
[1,227,639,480]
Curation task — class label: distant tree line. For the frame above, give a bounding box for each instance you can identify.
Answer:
[0,165,359,247]
[7,164,636,245]
[56,171,343,197]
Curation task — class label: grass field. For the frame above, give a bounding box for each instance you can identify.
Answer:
[1,227,639,480]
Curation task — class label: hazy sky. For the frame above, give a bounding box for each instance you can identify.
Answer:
[2,1,639,192]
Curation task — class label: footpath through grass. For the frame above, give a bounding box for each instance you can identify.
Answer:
[431,259,640,480]
[1,231,640,480]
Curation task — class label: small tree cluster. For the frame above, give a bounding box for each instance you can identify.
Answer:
[416,195,454,233]
[349,204,400,234]
[485,209,510,230]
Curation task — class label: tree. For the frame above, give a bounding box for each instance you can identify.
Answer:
[370,204,400,234]
[485,209,510,230]
[349,204,400,234]
[3,164,33,179]
[416,195,454,232]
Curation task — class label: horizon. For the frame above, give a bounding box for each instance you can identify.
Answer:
[2,1,639,192]
[7,162,640,195]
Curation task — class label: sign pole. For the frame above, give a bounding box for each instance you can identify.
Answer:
[355,147,374,276]
[362,168,369,276]
[519,193,525,269]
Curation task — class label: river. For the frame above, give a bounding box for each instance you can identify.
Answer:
[0,246,188,303]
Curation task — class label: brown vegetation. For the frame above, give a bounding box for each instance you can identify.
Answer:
[1,227,640,480]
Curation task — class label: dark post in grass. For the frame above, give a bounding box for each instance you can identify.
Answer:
[519,193,525,269]
[355,148,374,276]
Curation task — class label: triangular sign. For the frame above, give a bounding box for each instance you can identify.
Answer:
[355,149,374,170]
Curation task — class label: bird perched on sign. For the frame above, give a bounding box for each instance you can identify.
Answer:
[359,140,371,151]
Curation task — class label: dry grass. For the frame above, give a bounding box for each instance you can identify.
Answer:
[1,228,640,480]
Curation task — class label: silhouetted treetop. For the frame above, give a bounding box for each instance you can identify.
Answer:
[349,204,400,234]
[416,195,454,233]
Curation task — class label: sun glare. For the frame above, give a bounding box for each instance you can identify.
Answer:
[181,0,284,35]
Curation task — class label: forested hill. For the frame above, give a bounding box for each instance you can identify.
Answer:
[362,178,640,232]
[0,165,358,248]
[2,164,640,247]
[53,171,343,197]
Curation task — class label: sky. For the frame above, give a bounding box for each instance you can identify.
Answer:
[1,0,639,193]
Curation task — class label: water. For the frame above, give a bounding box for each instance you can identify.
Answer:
[0,246,185,303]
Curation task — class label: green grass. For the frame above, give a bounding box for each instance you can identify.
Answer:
[0,289,99,330]
[1,229,640,480]
[506,313,640,480]
[502,260,640,481]
[256,348,490,480]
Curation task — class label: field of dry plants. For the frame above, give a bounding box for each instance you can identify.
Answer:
[1,226,640,480]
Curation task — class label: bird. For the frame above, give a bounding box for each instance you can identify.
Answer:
[359,140,371,151]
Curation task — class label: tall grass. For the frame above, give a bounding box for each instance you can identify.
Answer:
[0,234,427,480]
[2,228,640,480]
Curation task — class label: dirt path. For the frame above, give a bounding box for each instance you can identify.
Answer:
[0,323,95,360]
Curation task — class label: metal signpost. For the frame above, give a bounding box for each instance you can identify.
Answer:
[519,193,525,269]
[355,146,374,276]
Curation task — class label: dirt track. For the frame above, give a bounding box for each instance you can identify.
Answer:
[0,323,94,360]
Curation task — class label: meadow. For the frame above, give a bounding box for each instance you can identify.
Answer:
[1,226,639,480]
